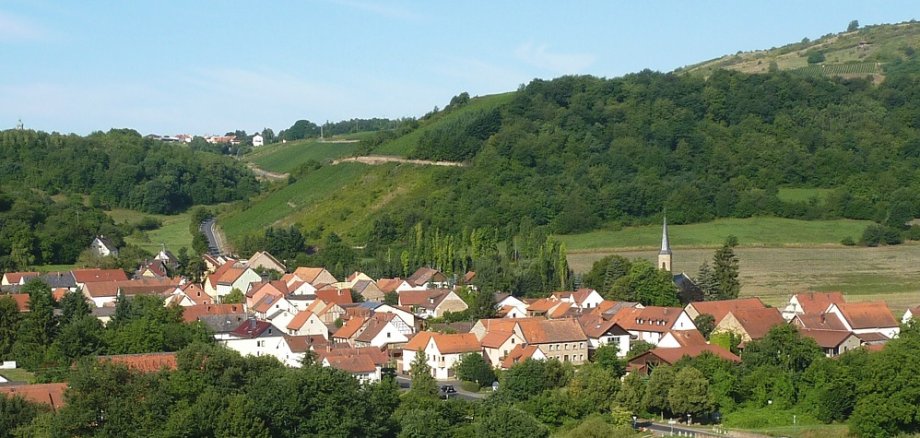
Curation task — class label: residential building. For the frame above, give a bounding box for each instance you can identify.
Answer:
[398,289,468,319]
[402,332,481,380]
[782,292,846,321]
[712,307,786,344]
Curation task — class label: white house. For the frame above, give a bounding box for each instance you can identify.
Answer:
[903,306,920,324]
[223,320,286,359]
[496,294,528,319]
[353,313,412,349]
[402,332,481,380]
[781,292,845,321]
[286,311,329,339]
[90,236,119,257]
[252,133,264,147]
[578,313,631,357]
[551,288,604,310]
[613,306,697,346]
[480,330,525,367]
[826,302,900,340]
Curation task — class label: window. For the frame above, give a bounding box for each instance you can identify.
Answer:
[387,332,391,338]
[565,344,569,350]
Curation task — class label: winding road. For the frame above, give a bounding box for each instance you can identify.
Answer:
[199,218,226,256]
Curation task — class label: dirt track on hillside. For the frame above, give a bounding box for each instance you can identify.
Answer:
[331,155,467,167]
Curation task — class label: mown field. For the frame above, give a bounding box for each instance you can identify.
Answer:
[246,138,361,174]
[568,244,920,311]
[556,217,870,251]
[106,208,195,254]
[372,92,515,157]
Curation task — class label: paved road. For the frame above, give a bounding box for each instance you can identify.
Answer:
[394,376,488,401]
[199,218,224,256]
[642,420,736,437]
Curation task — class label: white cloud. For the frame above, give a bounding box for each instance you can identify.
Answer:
[514,42,597,74]
[0,11,49,41]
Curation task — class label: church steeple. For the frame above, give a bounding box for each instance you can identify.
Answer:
[658,215,672,272]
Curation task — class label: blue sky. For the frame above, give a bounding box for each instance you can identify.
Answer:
[1,1,918,135]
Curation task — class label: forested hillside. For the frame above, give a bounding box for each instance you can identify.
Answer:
[0,128,258,269]
[0,129,258,214]
[362,59,920,242]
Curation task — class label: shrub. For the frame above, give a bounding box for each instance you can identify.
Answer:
[841,236,855,246]
[807,51,826,64]
[459,380,480,392]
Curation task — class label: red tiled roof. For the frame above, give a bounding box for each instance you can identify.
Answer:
[612,306,686,333]
[181,303,245,323]
[3,272,39,284]
[797,328,856,348]
[0,383,67,411]
[516,319,587,344]
[284,335,327,353]
[334,317,368,339]
[98,352,177,372]
[376,278,402,293]
[407,267,444,286]
[355,313,397,343]
[501,345,542,369]
[728,307,786,340]
[179,283,210,305]
[638,345,740,364]
[687,298,766,323]
[71,268,128,283]
[4,293,30,312]
[431,332,480,354]
[316,288,353,306]
[794,292,845,314]
[325,354,377,374]
[480,330,514,348]
[834,302,898,329]
[792,312,848,331]
[230,320,279,338]
[663,330,707,347]
[404,332,434,352]
[287,311,317,331]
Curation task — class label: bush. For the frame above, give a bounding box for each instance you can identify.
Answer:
[841,236,855,246]
[860,224,903,247]
[134,216,163,231]
[807,51,826,64]
[906,225,920,241]
[459,380,480,392]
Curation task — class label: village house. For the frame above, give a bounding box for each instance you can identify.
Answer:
[782,291,846,321]
[480,330,525,367]
[1,271,39,286]
[276,335,328,367]
[286,310,329,338]
[712,307,786,344]
[135,260,169,279]
[182,303,247,341]
[357,301,416,328]
[657,330,708,348]
[205,263,261,300]
[333,316,368,346]
[304,299,346,325]
[246,251,286,273]
[515,318,590,364]
[402,332,481,380]
[684,297,767,324]
[902,305,920,324]
[550,288,604,310]
[398,289,468,319]
[252,294,299,329]
[352,279,385,302]
[164,283,211,307]
[72,268,129,290]
[608,306,697,346]
[81,278,181,307]
[318,347,390,383]
[628,345,740,375]
[222,319,285,359]
[526,298,574,319]
[406,267,449,289]
[826,301,900,340]
[495,294,528,319]
[577,312,632,357]
[0,383,67,411]
[353,313,412,349]
[797,328,862,357]
[89,236,119,257]
[501,344,547,369]
[289,267,338,287]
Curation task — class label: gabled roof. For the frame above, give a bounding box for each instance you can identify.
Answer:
[97,352,177,372]
[792,312,848,331]
[612,306,686,333]
[517,318,587,344]
[334,317,368,339]
[0,383,67,411]
[501,344,543,369]
[834,301,898,329]
[178,283,210,305]
[404,332,434,352]
[376,278,402,293]
[578,313,628,339]
[230,320,281,338]
[284,334,327,353]
[355,313,398,343]
[287,311,318,331]
[727,307,786,340]
[398,289,453,310]
[687,298,766,323]
[316,287,353,306]
[431,332,480,354]
[247,251,286,270]
[480,330,515,348]
[252,294,282,314]
[797,328,856,349]
[407,267,445,286]
[593,300,642,317]
[3,272,39,284]
[292,267,336,285]
[72,268,128,283]
[547,302,574,318]
[181,304,245,323]
[4,293,30,312]
[527,298,559,313]
[33,271,77,288]
[905,305,920,319]
[81,281,120,298]
[636,345,740,364]
[325,354,377,374]
[93,236,118,251]
[793,292,846,314]
[662,330,707,347]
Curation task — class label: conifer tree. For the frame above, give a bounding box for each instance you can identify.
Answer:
[712,236,741,300]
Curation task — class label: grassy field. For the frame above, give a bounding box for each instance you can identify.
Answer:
[556,217,870,251]
[106,209,194,254]
[0,368,35,383]
[731,424,849,438]
[246,138,361,173]
[373,92,515,156]
[776,187,833,204]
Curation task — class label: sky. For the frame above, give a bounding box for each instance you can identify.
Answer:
[1,1,918,135]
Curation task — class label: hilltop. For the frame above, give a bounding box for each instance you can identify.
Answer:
[680,20,920,79]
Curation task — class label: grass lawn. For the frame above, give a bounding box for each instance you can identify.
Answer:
[730,424,849,438]
[373,92,514,157]
[106,209,194,254]
[557,217,870,251]
[776,188,833,204]
[0,368,35,383]
[247,139,361,173]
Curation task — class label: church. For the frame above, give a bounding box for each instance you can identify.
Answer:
[657,216,702,304]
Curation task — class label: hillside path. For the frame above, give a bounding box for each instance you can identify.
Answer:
[246,163,289,181]
[331,155,467,167]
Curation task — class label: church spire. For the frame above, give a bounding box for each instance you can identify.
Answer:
[658,214,672,272]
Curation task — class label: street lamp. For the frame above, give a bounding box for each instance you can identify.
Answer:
[687,413,692,426]
[632,415,637,429]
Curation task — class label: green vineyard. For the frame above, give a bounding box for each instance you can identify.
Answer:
[795,62,880,77]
